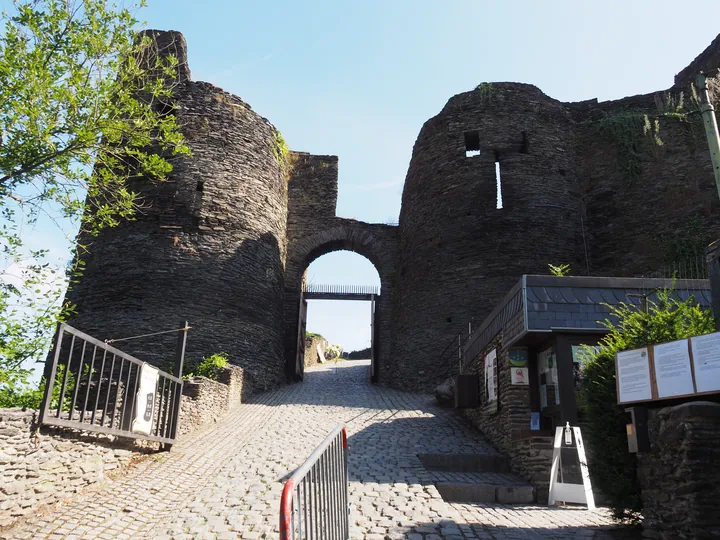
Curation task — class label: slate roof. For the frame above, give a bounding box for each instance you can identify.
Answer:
[464,275,712,359]
[524,275,712,332]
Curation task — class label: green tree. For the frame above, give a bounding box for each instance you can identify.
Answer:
[0,0,189,390]
[579,288,714,523]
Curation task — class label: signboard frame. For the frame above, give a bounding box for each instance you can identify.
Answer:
[615,331,720,405]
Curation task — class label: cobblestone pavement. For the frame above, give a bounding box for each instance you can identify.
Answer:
[5,360,633,539]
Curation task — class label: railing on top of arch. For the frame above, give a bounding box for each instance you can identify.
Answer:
[303,284,380,296]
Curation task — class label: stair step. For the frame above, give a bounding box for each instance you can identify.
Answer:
[418,453,510,473]
[436,482,535,504]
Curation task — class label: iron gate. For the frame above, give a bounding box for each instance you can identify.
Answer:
[38,323,187,446]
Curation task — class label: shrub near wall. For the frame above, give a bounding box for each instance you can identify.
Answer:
[579,289,714,523]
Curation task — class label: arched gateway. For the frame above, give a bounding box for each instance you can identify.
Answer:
[283,222,398,383]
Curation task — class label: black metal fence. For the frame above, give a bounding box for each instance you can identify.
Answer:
[303,283,379,296]
[280,424,349,540]
[38,323,186,446]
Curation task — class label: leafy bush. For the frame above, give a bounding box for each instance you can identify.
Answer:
[184,352,229,381]
[0,364,76,410]
[579,288,714,523]
[326,344,343,360]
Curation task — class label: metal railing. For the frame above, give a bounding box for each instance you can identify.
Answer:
[303,283,379,296]
[38,323,186,446]
[280,424,349,540]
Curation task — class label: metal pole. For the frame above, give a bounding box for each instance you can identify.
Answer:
[696,72,720,200]
[457,334,462,374]
[168,321,189,443]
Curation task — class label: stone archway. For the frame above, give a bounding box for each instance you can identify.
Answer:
[283,219,398,382]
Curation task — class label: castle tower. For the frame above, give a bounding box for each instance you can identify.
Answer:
[65,31,289,390]
[392,83,585,390]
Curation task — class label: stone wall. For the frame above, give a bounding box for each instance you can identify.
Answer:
[304,336,328,368]
[0,364,248,529]
[394,83,585,392]
[638,401,720,539]
[460,332,553,502]
[0,409,146,529]
[392,34,720,392]
[178,364,248,436]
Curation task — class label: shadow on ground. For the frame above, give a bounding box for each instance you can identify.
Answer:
[392,515,641,539]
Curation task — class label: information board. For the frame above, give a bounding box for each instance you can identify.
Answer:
[691,332,720,393]
[616,348,652,404]
[653,339,694,398]
[615,331,720,404]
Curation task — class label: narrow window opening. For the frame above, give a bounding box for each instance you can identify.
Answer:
[520,131,530,154]
[196,181,205,192]
[464,131,481,158]
[495,156,503,210]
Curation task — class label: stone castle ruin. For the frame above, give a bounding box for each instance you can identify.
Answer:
[65,30,720,393]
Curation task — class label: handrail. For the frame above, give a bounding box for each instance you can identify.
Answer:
[303,283,380,296]
[280,424,349,539]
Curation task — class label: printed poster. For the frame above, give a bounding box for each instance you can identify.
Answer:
[616,348,652,403]
[511,367,529,385]
[691,332,720,393]
[653,339,694,398]
[485,349,497,402]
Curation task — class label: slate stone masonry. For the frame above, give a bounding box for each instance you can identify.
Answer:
[638,401,720,539]
[0,409,145,529]
[62,29,720,396]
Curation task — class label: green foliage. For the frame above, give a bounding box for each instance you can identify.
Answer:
[595,111,648,181]
[306,331,324,340]
[666,215,710,266]
[271,129,289,165]
[579,288,715,523]
[326,344,342,360]
[0,0,190,386]
[548,263,570,276]
[475,82,494,103]
[184,352,229,381]
[0,364,78,410]
[345,347,371,360]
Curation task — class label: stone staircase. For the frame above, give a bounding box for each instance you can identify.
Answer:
[418,453,535,504]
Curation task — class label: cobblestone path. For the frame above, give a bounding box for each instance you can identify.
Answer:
[6,360,630,539]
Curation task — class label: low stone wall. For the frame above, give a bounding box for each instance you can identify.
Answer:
[178,364,248,436]
[0,364,249,530]
[0,408,147,529]
[638,401,720,539]
[304,336,327,368]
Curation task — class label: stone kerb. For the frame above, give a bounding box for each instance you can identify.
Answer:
[0,408,145,529]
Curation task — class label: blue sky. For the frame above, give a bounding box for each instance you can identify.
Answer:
[15,0,720,355]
